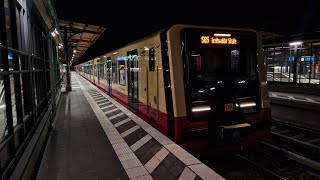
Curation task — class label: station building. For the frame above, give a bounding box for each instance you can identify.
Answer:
[262,32,320,95]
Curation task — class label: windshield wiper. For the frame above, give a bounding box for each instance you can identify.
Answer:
[232,73,257,101]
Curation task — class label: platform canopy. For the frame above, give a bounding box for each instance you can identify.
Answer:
[59,20,106,65]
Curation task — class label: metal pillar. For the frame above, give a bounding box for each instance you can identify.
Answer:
[64,26,72,91]
[48,39,56,117]
[293,45,298,83]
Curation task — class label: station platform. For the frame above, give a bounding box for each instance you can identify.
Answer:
[269,91,320,131]
[269,91,320,111]
[35,72,224,180]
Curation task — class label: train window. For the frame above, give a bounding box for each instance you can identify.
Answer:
[106,57,112,70]
[149,47,155,71]
[112,61,118,83]
[231,50,239,69]
[119,68,126,86]
[192,55,202,71]
[118,60,126,86]
[184,30,258,98]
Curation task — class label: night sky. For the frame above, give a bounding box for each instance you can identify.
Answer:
[53,0,320,65]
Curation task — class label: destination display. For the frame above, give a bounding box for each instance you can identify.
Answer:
[201,36,237,45]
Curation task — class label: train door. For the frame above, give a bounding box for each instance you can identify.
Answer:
[89,64,92,80]
[106,57,112,93]
[97,63,100,84]
[99,63,104,85]
[147,47,157,122]
[127,49,139,112]
[94,64,97,83]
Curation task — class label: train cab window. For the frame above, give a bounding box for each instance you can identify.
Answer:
[183,30,259,109]
[149,47,155,71]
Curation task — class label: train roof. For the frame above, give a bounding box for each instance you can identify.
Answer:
[168,24,258,33]
[83,24,259,63]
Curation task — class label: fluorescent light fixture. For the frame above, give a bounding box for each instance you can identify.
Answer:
[73,50,76,53]
[198,89,204,93]
[217,81,223,84]
[239,102,256,108]
[210,87,215,90]
[113,52,117,54]
[289,41,302,46]
[192,106,211,112]
[214,33,231,37]
[51,31,56,37]
[103,56,106,58]
[238,80,245,84]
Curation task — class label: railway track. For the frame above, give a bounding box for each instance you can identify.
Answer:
[238,143,320,179]
[206,119,320,179]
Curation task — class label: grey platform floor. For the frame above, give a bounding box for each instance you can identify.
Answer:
[36,72,224,180]
[269,91,320,104]
[36,77,129,180]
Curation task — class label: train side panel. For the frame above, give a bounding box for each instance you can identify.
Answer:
[77,33,169,135]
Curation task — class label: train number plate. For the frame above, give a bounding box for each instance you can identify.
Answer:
[243,108,257,114]
[224,103,234,112]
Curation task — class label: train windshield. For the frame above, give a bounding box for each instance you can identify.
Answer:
[182,29,259,112]
[185,30,257,80]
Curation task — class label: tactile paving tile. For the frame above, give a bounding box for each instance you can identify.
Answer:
[74,73,224,180]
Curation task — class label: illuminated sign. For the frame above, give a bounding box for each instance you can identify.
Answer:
[201,36,237,45]
[117,56,127,60]
[8,52,13,59]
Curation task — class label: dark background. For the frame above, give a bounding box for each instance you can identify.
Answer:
[53,0,320,65]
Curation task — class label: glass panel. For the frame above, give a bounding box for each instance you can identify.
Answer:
[280,47,291,82]
[311,42,320,84]
[94,64,97,78]
[299,43,312,83]
[8,51,13,71]
[10,74,17,126]
[185,30,259,104]
[119,69,126,86]
[21,54,28,70]
[20,74,24,118]
[274,47,283,82]
[265,48,274,81]
[119,60,125,86]
[112,61,118,83]
[0,75,7,140]
[4,0,12,47]
[33,59,37,105]
[21,72,31,116]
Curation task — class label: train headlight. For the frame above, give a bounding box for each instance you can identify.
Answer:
[236,101,256,108]
[191,101,211,112]
[192,106,211,112]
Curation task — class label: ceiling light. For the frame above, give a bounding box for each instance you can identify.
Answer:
[289,41,302,46]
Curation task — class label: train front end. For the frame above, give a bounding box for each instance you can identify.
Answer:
[168,26,272,157]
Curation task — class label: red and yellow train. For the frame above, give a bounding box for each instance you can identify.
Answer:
[75,24,271,157]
